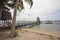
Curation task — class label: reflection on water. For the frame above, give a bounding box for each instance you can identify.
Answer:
[32,24,60,32]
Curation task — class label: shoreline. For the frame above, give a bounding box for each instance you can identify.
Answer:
[0,28,60,40]
[20,28,60,38]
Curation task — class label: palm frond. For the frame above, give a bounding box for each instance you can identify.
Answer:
[0,0,33,11]
[7,4,15,8]
[17,0,24,11]
[25,0,33,8]
[7,0,24,11]
[0,0,8,7]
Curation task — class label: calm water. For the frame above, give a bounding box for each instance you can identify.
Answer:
[32,24,60,32]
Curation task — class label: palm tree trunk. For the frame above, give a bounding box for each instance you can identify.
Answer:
[4,20,6,27]
[0,5,2,20]
[11,0,19,37]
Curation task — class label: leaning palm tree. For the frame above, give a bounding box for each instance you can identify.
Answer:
[0,0,33,37]
[8,0,33,37]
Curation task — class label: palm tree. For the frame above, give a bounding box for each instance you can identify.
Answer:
[10,0,33,37]
[8,0,33,37]
[0,0,8,19]
[0,0,33,37]
[36,17,40,24]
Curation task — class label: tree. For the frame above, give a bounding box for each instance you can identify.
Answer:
[0,0,8,19]
[0,0,33,37]
[36,17,40,24]
[11,0,33,37]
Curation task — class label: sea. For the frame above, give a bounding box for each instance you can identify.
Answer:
[32,24,60,33]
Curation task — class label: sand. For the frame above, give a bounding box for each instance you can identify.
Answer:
[0,28,60,40]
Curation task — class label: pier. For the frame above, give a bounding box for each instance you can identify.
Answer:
[16,21,39,28]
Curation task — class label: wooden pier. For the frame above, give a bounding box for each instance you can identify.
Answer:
[16,21,39,28]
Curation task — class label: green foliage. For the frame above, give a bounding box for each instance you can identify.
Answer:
[0,0,33,11]
[0,0,9,10]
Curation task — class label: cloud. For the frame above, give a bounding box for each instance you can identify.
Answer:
[10,0,60,21]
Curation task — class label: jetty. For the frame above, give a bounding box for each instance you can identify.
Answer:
[16,21,38,28]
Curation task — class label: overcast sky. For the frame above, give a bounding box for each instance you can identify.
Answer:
[10,0,60,21]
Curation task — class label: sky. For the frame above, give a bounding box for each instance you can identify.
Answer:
[10,0,60,21]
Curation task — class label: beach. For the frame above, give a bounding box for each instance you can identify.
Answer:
[0,28,60,40]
